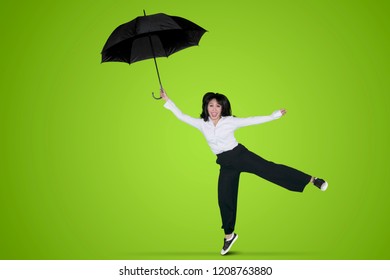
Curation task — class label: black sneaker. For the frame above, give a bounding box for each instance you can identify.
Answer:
[313,178,328,191]
[220,233,238,255]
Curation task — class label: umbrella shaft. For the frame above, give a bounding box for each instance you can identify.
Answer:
[152,55,163,89]
[148,36,163,89]
[144,9,163,89]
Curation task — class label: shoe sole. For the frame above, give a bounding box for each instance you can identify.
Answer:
[220,234,238,255]
[321,182,328,191]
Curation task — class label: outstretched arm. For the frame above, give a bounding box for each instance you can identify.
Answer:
[161,88,202,130]
[234,108,287,128]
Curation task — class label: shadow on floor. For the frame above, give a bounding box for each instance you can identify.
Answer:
[118,250,320,259]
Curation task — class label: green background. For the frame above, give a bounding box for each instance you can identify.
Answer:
[1,0,389,260]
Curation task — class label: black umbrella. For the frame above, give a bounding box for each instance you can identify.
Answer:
[101,10,207,99]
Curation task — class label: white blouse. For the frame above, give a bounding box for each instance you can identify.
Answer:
[164,99,283,155]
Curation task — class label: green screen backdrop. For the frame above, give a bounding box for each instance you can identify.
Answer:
[1,0,389,260]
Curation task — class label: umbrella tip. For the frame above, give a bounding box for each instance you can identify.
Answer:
[143,9,146,16]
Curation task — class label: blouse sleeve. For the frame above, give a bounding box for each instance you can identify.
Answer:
[164,99,203,130]
[233,110,283,128]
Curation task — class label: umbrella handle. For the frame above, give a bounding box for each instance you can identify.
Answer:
[152,92,162,100]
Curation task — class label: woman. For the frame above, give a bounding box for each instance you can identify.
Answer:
[160,89,328,255]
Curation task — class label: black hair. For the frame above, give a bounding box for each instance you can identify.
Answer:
[200,92,232,121]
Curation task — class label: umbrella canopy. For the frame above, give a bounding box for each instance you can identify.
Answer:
[101,11,206,99]
[101,12,206,64]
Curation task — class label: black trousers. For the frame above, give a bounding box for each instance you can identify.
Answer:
[216,144,311,234]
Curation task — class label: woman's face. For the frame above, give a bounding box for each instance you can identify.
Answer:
[207,98,222,121]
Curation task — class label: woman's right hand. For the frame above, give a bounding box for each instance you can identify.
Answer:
[160,88,169,101]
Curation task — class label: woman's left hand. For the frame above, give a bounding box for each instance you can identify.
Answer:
[280,109,287,116]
